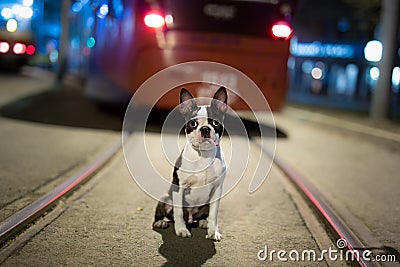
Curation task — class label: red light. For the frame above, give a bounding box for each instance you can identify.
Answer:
[0,41,10,53]
[13,43,26,54]
[144,13,165,28]
[271,21,293,39]
[26,44,35,55]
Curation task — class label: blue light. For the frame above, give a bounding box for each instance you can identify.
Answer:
[72,2,83,13]
[97,4,108,18]
[290,37,354,59]
[19,6,33,18]
[337,18,349,33]
[112,0,123,18]
[370,67,380,81]
[87,37,95,48]
[301,60,313,74]
[392,67,400,91]
[49,50,59,63]
[22,0,34,7]
[1,8,13,19]
[71,36,81,49]
[86,16,94,28]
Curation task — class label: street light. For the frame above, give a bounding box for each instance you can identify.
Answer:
[364,40,383,62]
[6,19,18,32]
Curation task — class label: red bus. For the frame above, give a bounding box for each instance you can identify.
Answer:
[84,0,296,111]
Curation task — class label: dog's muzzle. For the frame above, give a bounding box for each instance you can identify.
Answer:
[200,126,211,138]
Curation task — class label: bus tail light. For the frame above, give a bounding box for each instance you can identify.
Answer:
[26,44,36,55]
[271,21,293,39]
[13,43,27,54]
[144,13,165,28]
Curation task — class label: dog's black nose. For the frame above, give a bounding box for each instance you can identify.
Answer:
[200,126,211,138]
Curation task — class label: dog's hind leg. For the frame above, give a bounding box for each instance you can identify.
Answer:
[193,204,209,228]
[153,195,172,229]
[153,201,169,229]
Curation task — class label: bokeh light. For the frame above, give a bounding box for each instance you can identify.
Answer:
[6,19,18,32]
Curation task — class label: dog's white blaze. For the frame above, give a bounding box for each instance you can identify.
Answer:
[197,106,208,117]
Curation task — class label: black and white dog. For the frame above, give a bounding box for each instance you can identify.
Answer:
[153,87,228,241]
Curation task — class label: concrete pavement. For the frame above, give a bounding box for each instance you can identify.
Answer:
[274,107,400,254]
[1,134,327,266]
[1,71,398,265]
[0,73,120,221]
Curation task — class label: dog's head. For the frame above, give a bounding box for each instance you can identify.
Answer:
[179,87,228,150]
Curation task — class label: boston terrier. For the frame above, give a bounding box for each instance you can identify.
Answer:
[153,87,228,241]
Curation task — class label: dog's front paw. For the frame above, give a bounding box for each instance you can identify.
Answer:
[206,229,222,241]
[153,220,169,229]
[175,226,192,238]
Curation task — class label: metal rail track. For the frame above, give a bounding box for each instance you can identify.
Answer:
[253,139,380,267]
[0,137,122,246]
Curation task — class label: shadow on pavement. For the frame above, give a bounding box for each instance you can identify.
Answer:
[0,85,125,131]
[130,108,287,138]
[154,225,216,267]
[0,85,287,138]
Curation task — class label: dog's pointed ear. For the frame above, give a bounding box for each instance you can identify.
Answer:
[211,86,228,114]
[180,88,197,116]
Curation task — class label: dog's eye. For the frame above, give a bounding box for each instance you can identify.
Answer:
[212,120,220,127]
[189,120,198,128]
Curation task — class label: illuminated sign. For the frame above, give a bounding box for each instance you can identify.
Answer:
[290,37,354,59]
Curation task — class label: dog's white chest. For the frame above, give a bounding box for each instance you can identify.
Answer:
[179,156,225,187]
[177,146,226,206]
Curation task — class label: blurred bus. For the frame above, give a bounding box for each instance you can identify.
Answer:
[0,1,36,70]
[81,0,296,111]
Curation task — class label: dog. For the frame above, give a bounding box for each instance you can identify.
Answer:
[152,87,228,241]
